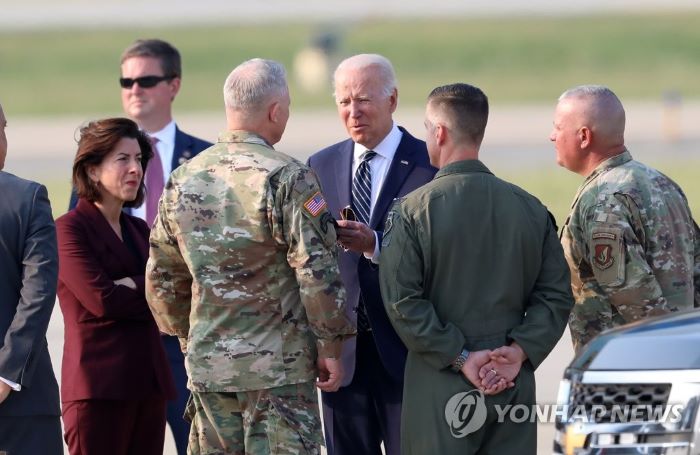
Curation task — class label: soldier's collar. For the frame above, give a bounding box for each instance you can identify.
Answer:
[569,149,633,210]
[217,130,273,149]
[586,149,632,181]
[435,159,492,179]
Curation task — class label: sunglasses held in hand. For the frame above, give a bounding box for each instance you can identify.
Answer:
[119,75,175,89]
[340,206,357,222]
[337,206,358,252]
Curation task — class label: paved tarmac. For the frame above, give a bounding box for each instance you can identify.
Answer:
[43,289,572,454]
[6,101,700,178]
[14,101,697,454]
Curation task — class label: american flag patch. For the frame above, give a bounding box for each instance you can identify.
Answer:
[303,191,327,217]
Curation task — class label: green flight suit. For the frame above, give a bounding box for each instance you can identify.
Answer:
[379,159,573,454]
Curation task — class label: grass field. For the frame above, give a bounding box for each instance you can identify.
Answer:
[2,12,700,115]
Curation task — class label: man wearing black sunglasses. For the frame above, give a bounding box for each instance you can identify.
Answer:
[118,38,211,455]
[69,39,211,455]
[118,39,212,225]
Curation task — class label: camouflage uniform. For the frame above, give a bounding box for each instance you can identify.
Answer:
[561,150,700,352]
[186,382,322,455]
[146,130,355,454]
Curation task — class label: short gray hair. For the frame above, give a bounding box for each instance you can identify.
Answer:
[559,84,626,138]
[559,85,620,103]
[333,54,397,98]
[223,59,288,112]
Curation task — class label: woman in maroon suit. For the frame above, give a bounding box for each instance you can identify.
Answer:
[56,118,175,455]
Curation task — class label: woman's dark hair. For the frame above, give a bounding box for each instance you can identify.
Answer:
[73,117,152,207]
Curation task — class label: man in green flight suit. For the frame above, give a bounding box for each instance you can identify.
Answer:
[379,83,574,454]
[552,85,700,353]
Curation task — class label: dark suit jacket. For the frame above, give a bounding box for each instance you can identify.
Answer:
[68,126,212,211]
[0,172,60,417]
[308,127,436,384]
[56,199,176,402]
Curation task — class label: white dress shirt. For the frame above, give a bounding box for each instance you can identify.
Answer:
[352,123,403,261]
[0,376,20,391]
[130,120,177,221]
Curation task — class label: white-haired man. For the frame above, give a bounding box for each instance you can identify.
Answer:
[307,54,436,455]
[552,85,700,352]
[146,59,355,454]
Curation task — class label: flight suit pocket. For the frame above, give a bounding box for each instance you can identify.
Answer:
[589,226,625,287]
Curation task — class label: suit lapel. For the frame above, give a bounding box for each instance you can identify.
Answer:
[76,200,141,269]
[121,216,148,264]
[172,126,195,170]
[370,133,417,228]
[334,140,354,210]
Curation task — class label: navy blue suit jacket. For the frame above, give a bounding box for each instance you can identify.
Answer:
[68,126,211,212]
[308,127,436,385]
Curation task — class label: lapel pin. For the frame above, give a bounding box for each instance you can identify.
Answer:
[400,160,409,165]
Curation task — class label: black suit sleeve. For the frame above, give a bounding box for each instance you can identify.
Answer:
[0,184,58,387]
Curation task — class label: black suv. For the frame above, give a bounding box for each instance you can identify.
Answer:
[554,310,700,455]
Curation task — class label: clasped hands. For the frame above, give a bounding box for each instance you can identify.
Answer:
[460,343,526,396]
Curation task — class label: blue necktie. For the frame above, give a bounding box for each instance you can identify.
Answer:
[352,150,376,331]
[352,150,376,224]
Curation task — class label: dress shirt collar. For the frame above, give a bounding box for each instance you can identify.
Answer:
[352,123,402,162]
[148,120,176,149]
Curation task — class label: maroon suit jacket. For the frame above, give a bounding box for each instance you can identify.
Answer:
[56,199,175,402]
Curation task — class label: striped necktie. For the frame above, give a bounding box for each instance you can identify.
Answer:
[352,150,376,225]
[351,150,376,331]
[144,136,163,227]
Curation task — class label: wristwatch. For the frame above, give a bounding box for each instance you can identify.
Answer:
[451,347,470,372]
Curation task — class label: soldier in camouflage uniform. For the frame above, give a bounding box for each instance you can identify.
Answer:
[552,85,700,353]
[145,58,355,454]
